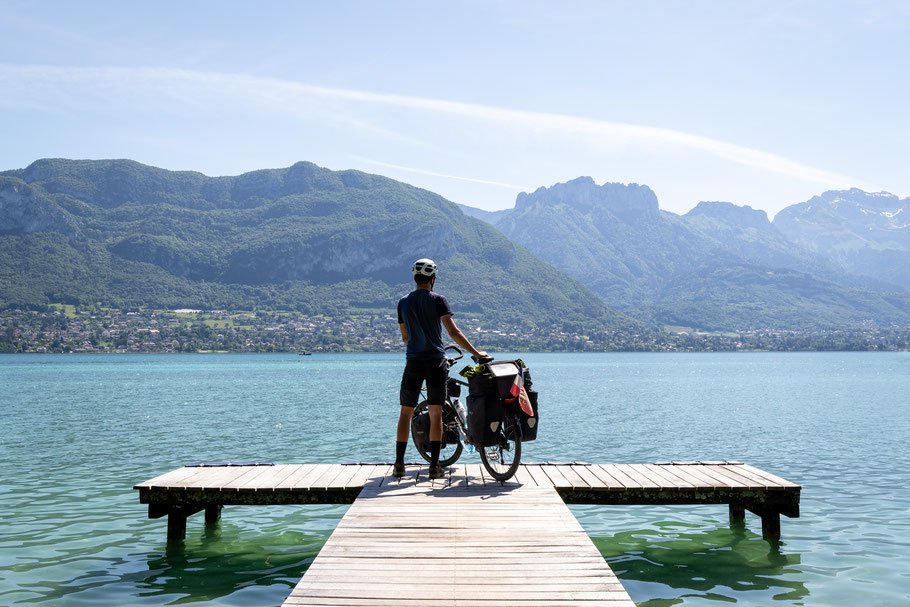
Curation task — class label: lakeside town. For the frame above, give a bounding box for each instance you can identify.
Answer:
[2,306,909,354]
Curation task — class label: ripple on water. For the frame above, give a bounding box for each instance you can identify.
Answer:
[3,352,910,606]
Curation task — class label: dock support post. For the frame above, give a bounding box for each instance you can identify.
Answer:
[761,511,781,542]
[205,505,222,525]
[729,503,745,528]
[167,508,188,542]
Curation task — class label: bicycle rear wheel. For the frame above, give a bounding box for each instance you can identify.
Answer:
[411,401,463,467]
[479,413,521,482]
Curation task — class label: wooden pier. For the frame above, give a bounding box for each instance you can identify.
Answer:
[135,461,800,606]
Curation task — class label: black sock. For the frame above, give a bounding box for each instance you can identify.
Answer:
[395,441,407,465]
[430,441,441,467]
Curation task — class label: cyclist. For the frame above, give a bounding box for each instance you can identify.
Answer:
[394,258,487,479]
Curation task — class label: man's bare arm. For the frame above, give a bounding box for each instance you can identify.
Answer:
[399,323,408,345]
[441,315,486,359]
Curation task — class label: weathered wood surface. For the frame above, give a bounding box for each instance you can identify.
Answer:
[135,462,801,604]
[136,461,799,511]
[283,481,636,606]
[136,461,800,543]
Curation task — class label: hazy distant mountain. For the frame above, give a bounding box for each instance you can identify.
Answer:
[0,159,629,333]
[456,203,508,224]
[490,177,730,309]
[773,189,910,290]
[465,178,910,330]
[682,201,817,271]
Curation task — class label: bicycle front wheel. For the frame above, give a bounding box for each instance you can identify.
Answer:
[412,401,463,467]
[479,413,521,482]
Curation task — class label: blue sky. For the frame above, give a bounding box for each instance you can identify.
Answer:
[1,1,907,217]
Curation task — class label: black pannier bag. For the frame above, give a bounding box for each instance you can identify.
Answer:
[465,360,539,446]
[411,406,431,452]
[442,401,460,445]
[467,368,496,396]
[489,361,539,443]
[411,404,455,450]
[466,393,504,447]
[446,376,461,398]
[517,389,539,441]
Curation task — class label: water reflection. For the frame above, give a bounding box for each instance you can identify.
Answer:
[593,522,808,605]
[140,524,325,604]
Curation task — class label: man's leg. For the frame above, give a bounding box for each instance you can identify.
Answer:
[396,362,421,478]
[425,359,448,479]
[393,406,411,477]
[427,404,443,440]
[397,406,413,442]
[427,403,442,471]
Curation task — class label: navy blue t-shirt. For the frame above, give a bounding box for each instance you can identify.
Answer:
[397,289,453,360]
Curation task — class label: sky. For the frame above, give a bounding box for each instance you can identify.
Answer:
[1,1,907,218]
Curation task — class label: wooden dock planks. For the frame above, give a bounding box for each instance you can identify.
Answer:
[135,462,799,506]
[135,462,800,605]
[283,483,635,607]
[136,461,800,540]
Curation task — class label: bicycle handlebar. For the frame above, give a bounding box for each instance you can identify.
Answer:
[445,344,493,366]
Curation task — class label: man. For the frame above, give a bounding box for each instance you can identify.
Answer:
[395,258,487,479]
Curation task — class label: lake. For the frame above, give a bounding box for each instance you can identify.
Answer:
[2,352,909,606]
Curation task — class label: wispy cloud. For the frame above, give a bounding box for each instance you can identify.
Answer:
[348,155,533,191]
[0,63,878,191]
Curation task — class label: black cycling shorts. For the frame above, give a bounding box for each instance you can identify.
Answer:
[399,357,447,408]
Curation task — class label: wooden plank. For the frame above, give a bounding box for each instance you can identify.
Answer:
[733,464,800,488]
[706,463,775,489]
[648,464,706,489]
[237,464,298,491]
[272,464,323,490]
[511,464,537,487]
[342,464,378,490]
[448,462,467,488]
[556,464,591,489]
[133,466,197,489]
[261,464,306,490]
[539,464,573,488]
[524,464,554,487]
[322,463,362,490]
[640,464,696,489]
[179,465,257,490]
[584,464,628,489]
[213,465,274,490]
[569,464,607,490]
[466,463,486,487]
[601,464,655,489]
[306,464,348,490]
[675,464,750,489]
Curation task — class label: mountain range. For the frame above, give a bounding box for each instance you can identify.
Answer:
[0,159,625,335]
[460,177,910,330]
[2,158,908,336]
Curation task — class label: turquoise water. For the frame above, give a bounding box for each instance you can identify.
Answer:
[2,352,909,606]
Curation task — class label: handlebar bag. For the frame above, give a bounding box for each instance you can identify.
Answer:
[467,361,527,396]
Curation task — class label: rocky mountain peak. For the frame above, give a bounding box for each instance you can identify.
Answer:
[685,201,772,231]
[514,176,659,221]
[775,188,909,232]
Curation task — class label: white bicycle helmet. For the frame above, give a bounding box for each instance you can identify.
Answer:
[412,258,438,277]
